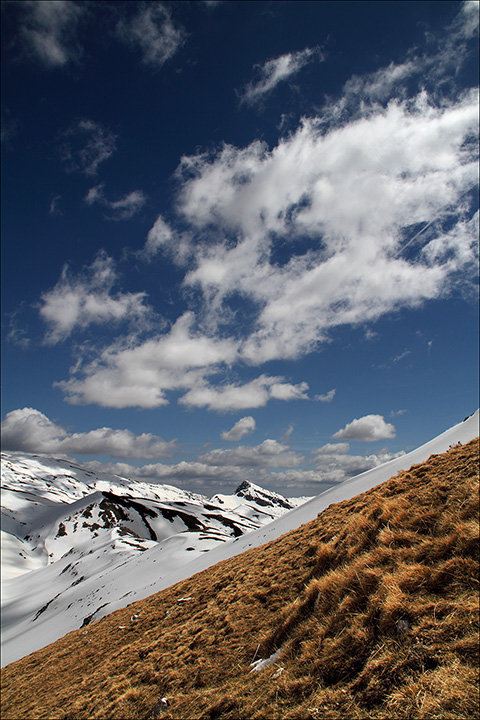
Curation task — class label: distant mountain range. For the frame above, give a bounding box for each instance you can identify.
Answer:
[1,453,308,667]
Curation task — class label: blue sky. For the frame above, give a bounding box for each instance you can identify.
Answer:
[1,0,478,495]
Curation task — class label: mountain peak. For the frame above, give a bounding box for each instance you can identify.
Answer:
[234,480,295,510]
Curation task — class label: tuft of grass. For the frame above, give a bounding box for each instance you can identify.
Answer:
[1,438,478,720]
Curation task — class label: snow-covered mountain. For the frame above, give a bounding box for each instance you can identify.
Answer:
[1,410,478,668]
[0,453,307,667]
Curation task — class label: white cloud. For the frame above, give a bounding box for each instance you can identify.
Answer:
[84,184,147,220]
[269,381,309,401]
[19,0,84,68]
[221,416,256,441]
[332,415,396,442]
[392,350,411,364]
[240,47,324,106]
[179,375,309,412]
[117,4,185,69]
[60,120,117,176]
[0,407,178,459]
[143,214,175,257]
[280,424,294,443]
[84,184,105,205]
[311,442,405,484]
[39,252,151,344]
[197,439,303,468]
[315,389,336,403]
[49,3,479,412]
[57,312,239,408]
[175,86,478,363]
[48,195,62,217]
[450,0,479,41]
[314,442,350,455]
[1,407,66,451]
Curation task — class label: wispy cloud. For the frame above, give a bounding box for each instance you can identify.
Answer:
[0,111,20,147]
[59,120,117,176]
[39,252,151,344]
[84,184,147,221]
[48,194,62,216]
[315,389,336,403]
[323,1,479,123]
[18,0,84,68]
[239,46,324,106]
[221,416,256,441]
[390,409,408,417]
[1,407,178,459]
[117,3,185,69]
[456,0,480,39]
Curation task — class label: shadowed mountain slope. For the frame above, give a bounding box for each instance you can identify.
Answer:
[1,439,479,720]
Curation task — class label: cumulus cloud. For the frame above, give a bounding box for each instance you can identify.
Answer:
[18,0,84,68]
[332,415,396,442]
[240,47,324,106]
[1,407,178,459]
[311,441,404,484]
[57,312,238,408]
[59,119,117,176]
[221,416,256,441]
[84,184,147,221]
[197,439,304,468]
[39,252,151,344]
[117,4,185,68]
[179,375,309,412]
[58,328,311,410]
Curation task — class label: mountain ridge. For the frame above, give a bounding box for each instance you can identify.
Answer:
[1,452,307,667]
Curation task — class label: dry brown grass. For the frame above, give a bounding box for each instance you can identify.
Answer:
[1,439,479,720]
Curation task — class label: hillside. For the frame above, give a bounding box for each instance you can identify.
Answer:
[1,453,306,667]
[1,438,478,720]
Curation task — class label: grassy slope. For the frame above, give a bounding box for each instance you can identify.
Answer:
[1,439,478,720]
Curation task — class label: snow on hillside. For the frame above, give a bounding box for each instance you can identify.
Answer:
[1,411,478,667]
[1,455,306,667]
